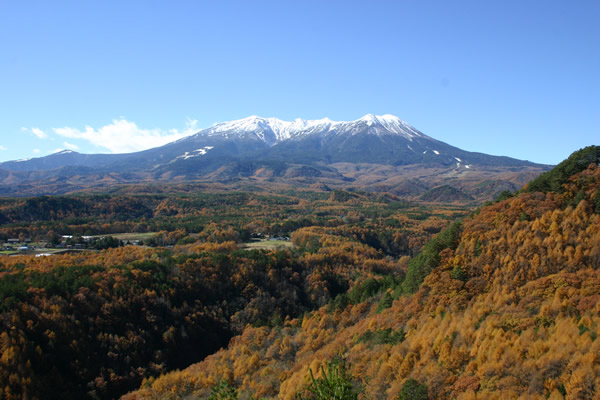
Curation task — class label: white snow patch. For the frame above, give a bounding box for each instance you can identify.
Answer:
[174,146,214,161]
[465,165,471,169]
[433,150,440,155]
[423,150,427,154]
[15,158,31,162]
[454,157,462,162]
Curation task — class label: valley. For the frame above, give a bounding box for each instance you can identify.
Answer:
[0,118,597,399]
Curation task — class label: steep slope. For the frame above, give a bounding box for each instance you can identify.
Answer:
[125,148,600,399]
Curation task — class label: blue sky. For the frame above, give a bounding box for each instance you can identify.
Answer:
[0,0,598,164]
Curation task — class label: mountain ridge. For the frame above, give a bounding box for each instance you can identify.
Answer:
[195,114,426,145]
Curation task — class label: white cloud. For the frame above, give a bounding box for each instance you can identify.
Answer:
[33,149,41,154]
[53,118,199,154]
[21,126,49,139]
[0,145,6,151]
[63,141,79,150]
[31,128,48,139]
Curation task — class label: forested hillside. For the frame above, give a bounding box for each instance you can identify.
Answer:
[0,188,467,399]
[125,146,600,399]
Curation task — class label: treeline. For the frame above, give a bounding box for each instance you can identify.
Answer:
[526,145,600,194]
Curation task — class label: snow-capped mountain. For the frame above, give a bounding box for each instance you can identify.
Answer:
[194,114,425,145]
[159,113,475,168]
[0,114,550,197]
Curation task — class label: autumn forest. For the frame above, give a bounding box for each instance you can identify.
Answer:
[1,146,600,399]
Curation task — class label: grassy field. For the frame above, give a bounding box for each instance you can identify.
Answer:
[243,239,294,250]
[0,249,89,257]
[101,232,157,241]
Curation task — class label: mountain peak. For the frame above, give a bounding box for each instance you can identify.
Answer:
[352,114,424,140]
[359,113,401,122]
[53,149,78,155]
[196,114,425,145]
[358,114,400,127]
